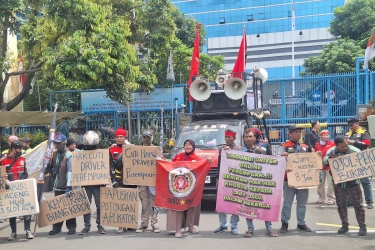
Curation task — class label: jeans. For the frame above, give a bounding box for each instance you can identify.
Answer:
[10,216,31,233]
[246,219,272,231]
[281,181,309,225]
[360,177,373,203]
[218,212,239,229]
[83,186,101,228]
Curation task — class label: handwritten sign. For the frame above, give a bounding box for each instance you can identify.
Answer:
[328,148,375,184]
[216,150,285,222]
[0,179,39,219]
[38,188,91,228]
[100,187,138,229]
[0,166,6,192]
[122,146,162,186]
[72,149,110,186]
[287,153,323,188]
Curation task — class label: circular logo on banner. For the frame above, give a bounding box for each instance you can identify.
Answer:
[168,167,196,198]
[324,90,336,100]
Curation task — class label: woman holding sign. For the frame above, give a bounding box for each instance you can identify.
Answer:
[166,139,204,238]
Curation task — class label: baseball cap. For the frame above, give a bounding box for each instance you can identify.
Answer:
[288,124,303,132]
[21,137,30,143]
[53,134,67,143]
[142,130,152,137]
[347,118,359,125]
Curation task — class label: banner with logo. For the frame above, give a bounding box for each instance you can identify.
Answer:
[154,160,210,211]
[216,150,285,222]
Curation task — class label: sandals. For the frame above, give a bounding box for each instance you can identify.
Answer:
[175,230,182,238]
[267,230,278,237]
[243,230,254,238]
[327,200,336,205]
[188,227,198,234]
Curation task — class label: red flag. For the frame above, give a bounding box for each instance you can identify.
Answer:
[18,53,26,87]
[154,159,210,211]
[188,24,201,102]
[231,29,247,79]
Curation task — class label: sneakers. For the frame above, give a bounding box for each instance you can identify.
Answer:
[48,229,61,235]
[367,202,374,209]
[231,228,239,235]
[152,225,161,233]
[327,200,336,205]
[79,227,90,235]
[188,227,198,234]
[98,226,106,234]
[297,224,312,232]
[214,226,228,233]
[8,232,17,241]
[337,226,349,234]
[117,227,126,234]
[136,225,148,233]
[359,225,367,236]
[279,222,288,233]
[68,229,76,235]
[26,230,34,239]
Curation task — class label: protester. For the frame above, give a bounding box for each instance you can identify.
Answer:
[95,127,102,139]
[304,120,320,152]
[0,140,34,240]
[214,129,242,234]
[69,128,77,141]
[167,139,203,238]
[79,131,106,235]
[66,138,78,152]
[314,130,335,205]
[2,135,19,157]
[76,129,84,150]
[241,129,278,237]
[345,118,373,209]
[21,137,32,154]
[109,127,133,234]
[136,130,160,233]
[323,135,367,236]
[46,134,76,235]
[279,125,311,233]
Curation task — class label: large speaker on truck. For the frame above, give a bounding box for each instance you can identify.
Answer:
[193,91,246,113]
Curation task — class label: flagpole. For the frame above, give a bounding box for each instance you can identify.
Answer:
[291,0,295,96]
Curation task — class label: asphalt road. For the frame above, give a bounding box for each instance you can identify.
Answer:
[1,183,375,250]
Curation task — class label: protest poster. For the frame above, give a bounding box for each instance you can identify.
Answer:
[38,188,91,228]
[72,149,110,186]
[0,179,39,219]
[0,166,6,192]
[154,160,210,211]
[215,150,285,222]
[100,187,138,229]
[122,146,162,186]
[287,153,323,188]
[328,148,375,184]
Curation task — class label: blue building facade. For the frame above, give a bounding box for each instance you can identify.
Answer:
[171,0,346,78]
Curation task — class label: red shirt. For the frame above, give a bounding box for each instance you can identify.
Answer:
[172,152,201,162]
[314,140,335,170]
[1,156,26,181]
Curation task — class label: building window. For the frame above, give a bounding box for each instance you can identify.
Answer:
[247,14,254,21]
[288,10,292,17]
[219,17,225,24]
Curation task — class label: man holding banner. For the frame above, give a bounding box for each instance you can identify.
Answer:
[278,125,312,233]
[214,129,242,234]
[1,140,34,240]
[323,135,367,236]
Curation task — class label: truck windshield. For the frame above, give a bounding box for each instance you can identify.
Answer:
[176,124,240,148]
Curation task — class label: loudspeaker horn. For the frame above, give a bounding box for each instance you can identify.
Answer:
[190,79,211,101]
[224,78,247,100]
[252,67,268,84]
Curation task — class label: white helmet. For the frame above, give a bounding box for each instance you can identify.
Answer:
[83,131,99,145]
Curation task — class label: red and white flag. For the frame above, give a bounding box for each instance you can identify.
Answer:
[363,33,375,69]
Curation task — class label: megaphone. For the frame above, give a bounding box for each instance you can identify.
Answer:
[190,79,211,101]
[224,78,247,100]
[252,67,268,84]
[215,69,228,89]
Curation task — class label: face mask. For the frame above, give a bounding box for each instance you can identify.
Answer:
[16,151,22,157]
[320,140,326,145]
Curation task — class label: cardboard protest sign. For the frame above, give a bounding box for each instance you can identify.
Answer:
[38,188,91,228]
[0,179,39,219]
[328,148,375,184]
[122,146,162,186]
[100,187,138,229]
[215,150,285,222]
[72,149,110,186]
[0,166,6,193]
[286,153,323,188]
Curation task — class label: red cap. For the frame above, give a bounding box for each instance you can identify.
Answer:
[225,131,236,137]
[115,127,127,137]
